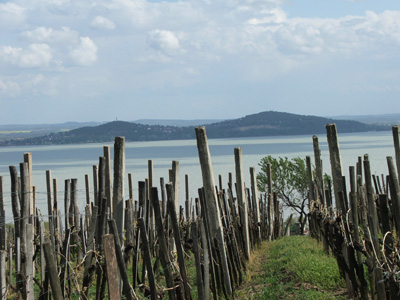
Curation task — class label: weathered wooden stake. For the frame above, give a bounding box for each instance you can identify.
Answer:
[46,170,55,252]
[43,242,64,300]
[23,153,33,220]
[82,206,98,298]
[113,137,125,244]
[128,173,133,200]
[0,177,5,251]
[166,183,192,300]
[102,234,121,300]
[104,146,113,213]
[93,165,98,206]
[39,221,48,300]
[199,220,210,300]
[306,156,314,207]
[70,178,80,248]
[393,125,400,182]
[108,219,134,300]
[387,156,400,233]
[192,221,205,300]
[25,223,34,300]
[0,250,6,300]
[138,218,157,300]
[326,124,345,213]
[312,135,325,206]
[364,156,387,300]
[150,187,177,300]
[195,126,232,295]
[64,179,70,232]
[185,174,190,220]
[85,174,91,212]
[234,147,250,259]
[250,167,260,242]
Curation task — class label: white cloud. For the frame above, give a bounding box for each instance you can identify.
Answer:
[0,2,25,19]
[248,8,287,24]
[0,77,20,97]
[69,37,98,66]
[91,16,116,30]
[0,2,26,31]
[148,30,183,55]
[19,44,52,67]
[0,44,52,68]
[102,0,156,28]
[21,26,79,45]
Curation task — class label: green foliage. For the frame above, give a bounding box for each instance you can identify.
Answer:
[257,156,309,228]
[257,155,308,198]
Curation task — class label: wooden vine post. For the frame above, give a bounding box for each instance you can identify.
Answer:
[113,137,125,244]
[326,124,346,213]
[312,136,325,206]
[234,147,250,259]
[393,125,400,182]
[249,167,260,242]
[195,126,232,295]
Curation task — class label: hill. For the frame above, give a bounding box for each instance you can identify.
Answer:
[0,111,388,146]
[204,111,385,138]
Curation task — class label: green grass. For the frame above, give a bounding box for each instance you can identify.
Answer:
[236,236,347,300]
[5,234,347,299]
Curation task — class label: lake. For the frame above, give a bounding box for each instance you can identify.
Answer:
[0,130,396,222]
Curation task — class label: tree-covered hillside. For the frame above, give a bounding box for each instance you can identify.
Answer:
[0,111,389,146]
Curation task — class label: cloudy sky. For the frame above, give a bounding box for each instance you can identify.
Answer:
[1,0,400,124]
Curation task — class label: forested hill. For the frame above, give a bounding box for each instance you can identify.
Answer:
[204,111,387,138]
[0,111,389,146]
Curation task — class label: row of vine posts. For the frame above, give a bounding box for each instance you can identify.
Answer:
[0,126,286,299]
[308,124,400,300]
[2,122,397,300]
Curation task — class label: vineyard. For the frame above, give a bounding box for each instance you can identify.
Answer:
[0,124,399,299]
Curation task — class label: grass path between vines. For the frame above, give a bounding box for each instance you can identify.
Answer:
[234,235,349,300]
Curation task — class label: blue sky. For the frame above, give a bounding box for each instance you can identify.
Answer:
[1,0,400,124]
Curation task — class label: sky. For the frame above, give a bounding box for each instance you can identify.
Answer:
[1,0,400,124]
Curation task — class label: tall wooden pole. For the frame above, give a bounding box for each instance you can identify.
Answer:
[326,124,345,213]
[0,177,4,251]
[185,174,190,220]
[23,153,33,219]
[20,163,30,299]
[0,250,6,300]
[104,146,113,213]
[306,156,314,208]
[387,156,400,233]
[128,173,133,200]
[195,126,232,295]
[234,147,250,259]
[43,242,64,300]
[393,125,400,183]
[267,163,274,240]
[364,156,387,300]
[312,136,325,206]
[250,167,260,231]
[113,137,125,244]
[150,187,177,300]
[93,165,98,206]
[172,161,180,215]
[45,170,55,250]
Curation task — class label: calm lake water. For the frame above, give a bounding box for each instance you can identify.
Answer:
[0,130,395,222]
